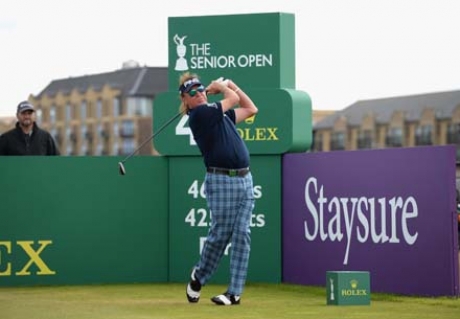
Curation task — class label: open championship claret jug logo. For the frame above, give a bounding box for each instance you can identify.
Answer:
[173,33,274,71]
[174,34,189,71]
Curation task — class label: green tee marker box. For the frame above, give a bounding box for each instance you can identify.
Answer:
[326,271,371,305]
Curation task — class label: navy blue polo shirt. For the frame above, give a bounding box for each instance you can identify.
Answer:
[188,101,250,169]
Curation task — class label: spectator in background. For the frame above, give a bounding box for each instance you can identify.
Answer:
[457,189,460,249]
[0,101,59,155]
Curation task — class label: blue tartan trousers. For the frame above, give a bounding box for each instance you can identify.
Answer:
[194,171,255,296]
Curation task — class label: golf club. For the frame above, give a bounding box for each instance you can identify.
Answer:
[118,112,182,175]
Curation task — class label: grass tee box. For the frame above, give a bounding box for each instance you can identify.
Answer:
[326,271,371,305]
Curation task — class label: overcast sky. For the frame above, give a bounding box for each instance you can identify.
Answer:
[0,0,459,116]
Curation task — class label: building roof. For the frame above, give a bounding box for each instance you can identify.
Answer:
[35,66,168,98]
[314,89,460,129]
[312,110,336,125]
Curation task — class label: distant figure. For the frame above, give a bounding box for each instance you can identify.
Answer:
[457,189,460,250]
[0,101,59,155]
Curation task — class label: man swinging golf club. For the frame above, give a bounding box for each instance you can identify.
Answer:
[179,73,258,306]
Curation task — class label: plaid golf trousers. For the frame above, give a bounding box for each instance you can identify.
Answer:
[194,171,255,295]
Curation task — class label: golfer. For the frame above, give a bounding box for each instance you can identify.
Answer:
[179,73,258,306]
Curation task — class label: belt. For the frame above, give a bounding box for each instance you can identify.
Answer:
[206,167,250,177]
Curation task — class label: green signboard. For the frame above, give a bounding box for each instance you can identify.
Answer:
[168,12,296,90]
[326,271,371,306]
[168,155,282,284]
[0,157,169,286]
[157,12,312,156]
[154,89,312,155]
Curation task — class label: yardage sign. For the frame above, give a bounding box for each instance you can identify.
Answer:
[168,156,282,283]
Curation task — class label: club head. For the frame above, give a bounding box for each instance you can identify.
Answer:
[118,162,126,176]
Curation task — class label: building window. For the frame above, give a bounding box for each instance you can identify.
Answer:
[113,122,119,137]
[357,130,373,149]
[65,127,71,145]
[96,141,103,155]
[122,138,136,155]
[126,97,153,116]
[313,131,323,152]
[386,127,403,147]
[85,126,94,142]
[415,125,432,146]
[447,123,460,144]
[70,128,77,144]
[120,120,135,136]
[81,101,87,120]
[66,143,73,156]
[113,98,121,117]
[97,123,106,140]
[96,100,103,118]
[447,123,460,162]
[81,143,88,156]
[112,139,119,155]
[331,132,345,150]
[36,108,43,125]
[50,105,56,123]
[80,125,87,156]
[66,103,72,122]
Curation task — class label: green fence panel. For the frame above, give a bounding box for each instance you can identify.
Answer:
[0,156,169,286]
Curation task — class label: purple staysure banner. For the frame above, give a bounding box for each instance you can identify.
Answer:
[282,146,459,296]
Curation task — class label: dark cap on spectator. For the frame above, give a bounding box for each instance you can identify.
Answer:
[17,101,35,114]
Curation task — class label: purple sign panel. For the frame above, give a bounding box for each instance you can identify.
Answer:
[283,146,459,296]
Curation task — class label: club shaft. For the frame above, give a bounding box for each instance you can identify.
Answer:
[121,113,181,163]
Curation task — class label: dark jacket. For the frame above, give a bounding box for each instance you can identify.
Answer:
[0,122,60,155]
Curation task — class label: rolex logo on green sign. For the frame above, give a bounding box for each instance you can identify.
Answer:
[351,280,358,289]
[236,114,279,142]
[326,271,371,306]
[0,240,56,276]
[342,279,368,296]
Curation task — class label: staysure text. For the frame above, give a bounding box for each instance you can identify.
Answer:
[303,177,418,265]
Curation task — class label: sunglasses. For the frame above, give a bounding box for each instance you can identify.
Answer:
[187,85,206,97]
